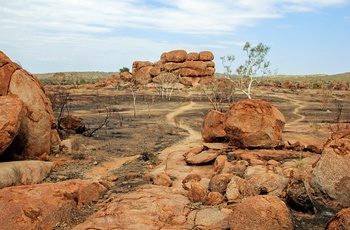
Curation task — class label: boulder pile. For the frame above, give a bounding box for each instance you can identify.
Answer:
[0,51,60,160]
[132,50,215,87]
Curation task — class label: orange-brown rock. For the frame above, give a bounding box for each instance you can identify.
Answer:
[0,51,60,158]
[224,99,285,148]
[205,191,224,205]
[59,115,86,134]
[0,179,106,230]
[134,66,153,84]
[187,52,199,61]
[326,207,350,229]
[0,95,24,156]
[201,110,226,143]
[119,71,133,81]
[228,195,293,229]
[199,51,214,61]
[311,131,350,211]
[163,50,187,62]
[189,181,207,203]
[209,174,232,194]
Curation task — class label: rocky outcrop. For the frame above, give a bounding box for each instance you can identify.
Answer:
[0,179,106,230]
[0,51,60,159]
[132,50,215,87]
[59,115,86,134]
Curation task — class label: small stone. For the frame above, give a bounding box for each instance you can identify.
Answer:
[107,176,118,182]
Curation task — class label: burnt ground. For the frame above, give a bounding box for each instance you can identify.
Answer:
[43,85,350,229]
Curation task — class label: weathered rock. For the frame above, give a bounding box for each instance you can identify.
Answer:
[209,174,232,194]
[163,50,187,62]
[311,147,350,211]
[224,99,285,148]
[214,155,228,173]
[286,169,315,213]
[0,160,55,188]
[323,127,350,155]
[186,52,199,61]
[0,51,21,96]
[189,181,207,203]
[73,185,190,229]
[201,110,226,143]
[194,207,229,229]
[134,66,153,84]
[182,173,202,190]
[59,115,86,134]
[326,207,350,230]
[199,51,214,61]
[205,191,224,205]
[185,149,220,165]
[152,172,172,187]
[243,171,289,197]
[119,71,133,81]
[0,179,106,230]
[0,95,24,156]
[0,51,60,158]
[226,175,244,201]
[228,195,293,230]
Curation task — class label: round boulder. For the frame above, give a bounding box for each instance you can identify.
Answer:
[228,195,293,230]
[224,99,285,148]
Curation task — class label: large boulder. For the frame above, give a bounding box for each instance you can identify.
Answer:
[0,179,106,230]
[0,51,60,159]
[201,110,226,142]
[224,99,285,148]
[228,195,293,230]
[0,95,24,156]
[311,128,350,211]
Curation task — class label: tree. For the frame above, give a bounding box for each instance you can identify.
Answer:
[221,42,271,99]
[119,67,130,73]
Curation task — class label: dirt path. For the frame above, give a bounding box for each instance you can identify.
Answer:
[166,101,202,145]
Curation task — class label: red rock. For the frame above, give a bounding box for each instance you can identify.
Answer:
[119,71,133,81]
[209,174,232,194]
[199,51,214,61]
[326,207,350,229]
[0,51,60,158]
[182,173,202,190]
[205,191,224,205]
[59,115,86,133]
[0,179,106,230]
[0,95,24,155]
[189,181,207,203]
[201,110,226,143]
[224,99,285,148]
[152,172,172,187]
[186,52,199,61]
[186,149,220,165]
[164,50,187,62]
[228,195,293,230]
[134,66,153,85]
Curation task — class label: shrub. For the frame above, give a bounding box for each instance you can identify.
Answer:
[119,67,130,73]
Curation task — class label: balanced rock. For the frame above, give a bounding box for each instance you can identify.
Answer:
[224,99,285,148]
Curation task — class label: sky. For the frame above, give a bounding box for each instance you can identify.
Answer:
[0,0,349,75]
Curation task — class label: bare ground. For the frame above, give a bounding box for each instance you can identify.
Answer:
[44,86,350,229]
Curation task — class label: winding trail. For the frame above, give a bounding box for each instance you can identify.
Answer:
[165,101,202,145]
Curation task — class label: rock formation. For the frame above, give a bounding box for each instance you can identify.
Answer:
[202,98,286,148]
[0,51,60,159]
[132,50,215,87]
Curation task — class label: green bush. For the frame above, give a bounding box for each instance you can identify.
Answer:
[119,67,130,73]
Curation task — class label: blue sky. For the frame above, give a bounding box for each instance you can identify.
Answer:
[0,0,349,75]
